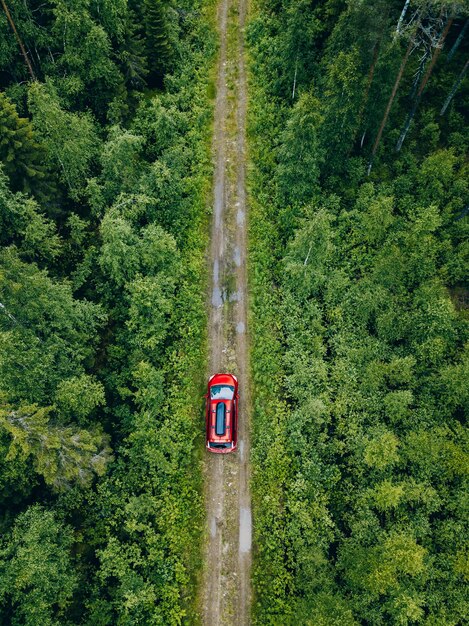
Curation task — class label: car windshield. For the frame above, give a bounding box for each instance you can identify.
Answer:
[210,384,235,400]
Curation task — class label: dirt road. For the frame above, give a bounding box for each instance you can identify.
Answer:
[201,0,251,623]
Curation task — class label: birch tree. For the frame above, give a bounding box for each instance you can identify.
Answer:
[396,0,412,37]
[28,82,100,200]
[396,13,455,151]
[367,35,415,174]
[440,56,469,114]
[446,17,468,60]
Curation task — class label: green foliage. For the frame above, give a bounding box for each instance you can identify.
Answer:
[364,430,400,470]
[319,45,364,171]
[99,215,179,288]
[0,505,77,625]
[340,531,426,595]
[0,247,105,404]
[99,126,145,202]
[283,209,334,299]
[277,92,323,212]
[0,91,48,196]
[47,0,126,109]
[0,1,214,623]
[143,0,173,87]
[28,82,100,200]
[0,427,37,507]
[248,0,469,622]
[0,168,61,261]
[54,374,106,423]
[0,403,112,490]
[118,9,149,89]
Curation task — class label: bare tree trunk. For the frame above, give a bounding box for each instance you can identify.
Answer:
[367,36,414,175]
[292,54,298,101]
[357,1,393,151]
[396,0,411,37]
[440,57,469,115]
[447,19,468,62]
[396,15,454,152]
[395,96,420,152]
[0,0,36,80]
[0,301,19,325]
[416,17,454,98]
[410,51,429,99]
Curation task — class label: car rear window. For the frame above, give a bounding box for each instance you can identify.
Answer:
[210,384,234,400]
[215,402,226,436]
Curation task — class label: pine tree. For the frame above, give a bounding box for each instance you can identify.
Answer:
[0,91,48,196]
[143,0,172,87]
[119,9,149,89]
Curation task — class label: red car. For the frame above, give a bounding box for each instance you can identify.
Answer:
[205,373,238,453]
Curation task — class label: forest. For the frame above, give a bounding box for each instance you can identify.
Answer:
[0,0,215,623]
[0,0,468,624]
[248,0,468,624]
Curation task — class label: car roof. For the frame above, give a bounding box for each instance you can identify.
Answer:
[208,398,234,443]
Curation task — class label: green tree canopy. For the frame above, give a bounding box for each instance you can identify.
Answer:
[0,505,77,625]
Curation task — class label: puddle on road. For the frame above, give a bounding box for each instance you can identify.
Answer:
[236,321,245,334]
[239,507,252,553]
[210,516,217,538]
[213,258,219,283]
[237,209,245,225]
[212,286,223,307]
[214,180,223,228]
[233,246,241,267]
[229,290,243,303]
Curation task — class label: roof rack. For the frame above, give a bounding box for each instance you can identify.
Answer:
[215,402,226,436]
